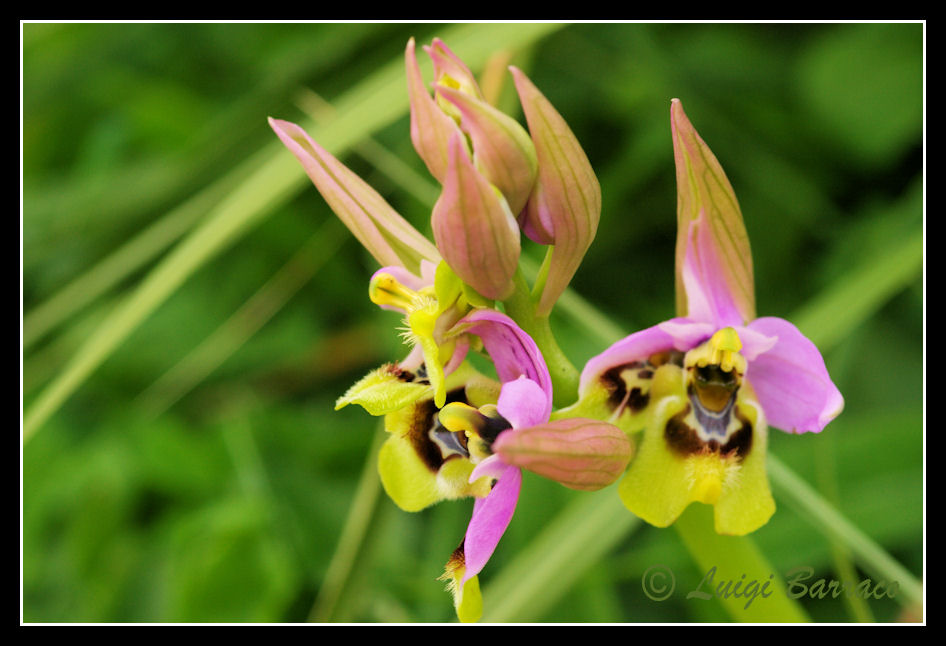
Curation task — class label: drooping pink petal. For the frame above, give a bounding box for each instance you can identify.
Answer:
[431,133,521,301]
[745,316,845,433]
[681,212,745,328]
[579,323,680,396]
[655,317,717,352]
[496,376,550,430]
[462,462,521,584]
[269,118,440,272]
[460,309,553,419]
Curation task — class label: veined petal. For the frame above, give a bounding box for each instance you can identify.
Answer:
[431,133,521,301]
[406,38,464,183]
[496,376,550,430]
[462,463,521,584]
[460,309,553,419]
[681,212,745,328]
[745,317,845,433]
[436,84,538,215]
[269,118,440,273]
[671,99,754,323]
[511,66,602,316]
[493,417,632,491]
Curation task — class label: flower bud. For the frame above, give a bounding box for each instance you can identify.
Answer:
[493,418,632,491]
[511,67,601,316]
[406,38,538,216]
[431,133,521,301]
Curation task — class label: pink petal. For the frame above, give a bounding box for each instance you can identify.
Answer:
[497,376,550,430]
[745,317,844,433]
[461,309,553,419]
[469,453,508,482]
[462,463,521,583]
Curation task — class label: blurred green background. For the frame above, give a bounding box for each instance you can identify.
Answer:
[22,22,923,623]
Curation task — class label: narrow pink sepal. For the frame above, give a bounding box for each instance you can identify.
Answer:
[579,324,678,396]
[436,84,538,215]
[405,38,463,184]
[269,118,440,271]
[460,309,553,420]
[682,211,745,327]
[511,66,602,316]
[671,99,754,322]
[462,462,521,584]
[431,133,520,301]
[745,317,845,433]
[496,376,550,430]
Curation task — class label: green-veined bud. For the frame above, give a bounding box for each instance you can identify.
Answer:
[493,418,632,491]
[431,133,521,301]
[510,67,601,316]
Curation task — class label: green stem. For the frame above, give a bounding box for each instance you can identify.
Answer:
[502,269,580,406]
[674,504,810,622]
[767,456,923,609]
[309,426,385,622]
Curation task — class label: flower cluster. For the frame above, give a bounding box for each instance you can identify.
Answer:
[270,39,842,622]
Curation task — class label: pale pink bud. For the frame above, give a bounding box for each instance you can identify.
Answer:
[493,418,632,491]
[431,133,521,301]
[511,67,602,316]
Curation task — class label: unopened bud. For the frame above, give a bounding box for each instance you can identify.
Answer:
[493,418,632,491]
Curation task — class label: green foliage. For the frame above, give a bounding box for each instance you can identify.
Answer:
[22,22,923,623]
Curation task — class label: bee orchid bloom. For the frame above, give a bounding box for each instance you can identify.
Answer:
[577,100,843,536]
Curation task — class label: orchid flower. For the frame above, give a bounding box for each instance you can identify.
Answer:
[572,100,843,536]
[432,312,629,622]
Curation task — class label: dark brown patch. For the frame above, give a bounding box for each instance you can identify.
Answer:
[601,363,651,413]
[664,404,704,456]
[721,408,753,458]
[664,404,753,460]
[477,413,512,446]
[406,387,468,472]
